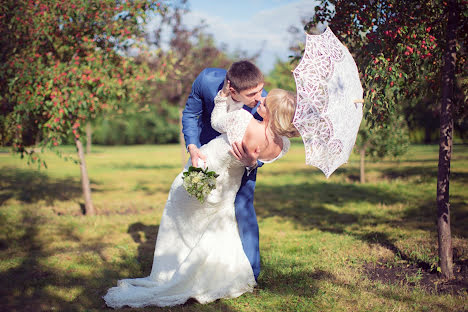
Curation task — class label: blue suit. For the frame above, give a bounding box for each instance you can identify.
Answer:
[182,68,266,280]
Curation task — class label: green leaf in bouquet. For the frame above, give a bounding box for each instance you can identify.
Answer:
[206,171,219,178]
[187,166,203,173]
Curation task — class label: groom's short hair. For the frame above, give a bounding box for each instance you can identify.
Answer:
[226,60,264,92]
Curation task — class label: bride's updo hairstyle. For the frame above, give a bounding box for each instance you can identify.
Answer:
[226,60,264,92]
[266,89,300,138]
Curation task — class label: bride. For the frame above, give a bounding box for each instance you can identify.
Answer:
[103,82,299,308]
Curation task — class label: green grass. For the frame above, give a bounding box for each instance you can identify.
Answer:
[0,142,467,311]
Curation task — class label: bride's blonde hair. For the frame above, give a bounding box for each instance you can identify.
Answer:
[266,89,300,138]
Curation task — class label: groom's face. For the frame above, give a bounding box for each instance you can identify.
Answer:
[231,83,264,108]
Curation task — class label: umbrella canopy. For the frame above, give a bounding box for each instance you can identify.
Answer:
[293,26,363,178]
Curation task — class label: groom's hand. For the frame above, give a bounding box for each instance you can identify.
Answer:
[231,141,259,168]
[188,144,207,167]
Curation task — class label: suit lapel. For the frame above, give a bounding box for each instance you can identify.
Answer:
[243,104,263,121]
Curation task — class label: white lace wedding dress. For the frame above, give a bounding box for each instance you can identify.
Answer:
[103,92,290,308]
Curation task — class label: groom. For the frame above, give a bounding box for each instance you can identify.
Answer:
[182,60,266,281]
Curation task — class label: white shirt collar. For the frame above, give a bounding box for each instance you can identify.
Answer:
[226,96,244,113]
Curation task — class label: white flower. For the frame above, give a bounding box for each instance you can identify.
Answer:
[182,166,218,203]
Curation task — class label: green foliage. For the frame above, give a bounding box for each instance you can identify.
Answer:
[0,0,167,164]
[92,100,179,145]
[356,113,410,159]
[90,30,235,146]
[150,31,234,109]
[265,60,297,92]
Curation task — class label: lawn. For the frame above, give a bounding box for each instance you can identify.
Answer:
[0,142,467,311]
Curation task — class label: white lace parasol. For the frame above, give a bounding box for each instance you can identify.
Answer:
[293,27,363,178]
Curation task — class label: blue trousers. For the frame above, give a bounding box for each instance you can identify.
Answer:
[234,171,260,281]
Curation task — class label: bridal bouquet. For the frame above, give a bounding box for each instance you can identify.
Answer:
[182,166,219,203]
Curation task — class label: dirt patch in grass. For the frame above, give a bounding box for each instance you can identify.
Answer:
[364,259,468,296]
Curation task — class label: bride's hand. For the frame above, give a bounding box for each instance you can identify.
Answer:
[231,141,259,168]
[188,144,207,167]
[220,78,230,97]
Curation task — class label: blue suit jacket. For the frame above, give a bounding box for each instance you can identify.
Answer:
[181,67,266,280]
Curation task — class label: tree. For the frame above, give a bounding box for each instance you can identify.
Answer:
[355,114,409,183]
[437,0,458,280]
[265,60,297,92]
[145,2,238,166]
[308,0,466,279]
[0,0,167,214]
[66,1,242,152]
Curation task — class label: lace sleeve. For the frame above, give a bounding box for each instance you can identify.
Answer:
[211,91,252,144]
[211,91,230,133]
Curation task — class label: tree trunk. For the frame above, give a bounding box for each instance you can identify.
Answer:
[360,147,365,184]
[75,137,96,215]
[34,131,41,153]
[86,122,92,154]
[436,0,457,280]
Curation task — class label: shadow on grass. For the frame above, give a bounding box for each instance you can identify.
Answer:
[403,195,468,239]
[381,165,438,182]
[255,181,403,233]
[0,167,95,205]
[123,221,340,310]
[380,165,468,184]
[109,163,180,170]
[262,163,455,185]
[127,222,159,274]
[377,158,439,164]
[340,164,468,184]
[259,258,339,298]
[0,211,458,311]
[360,231,437,272]
[254,179,467,271]
[450,171,468,184]
[258,255,446,310]
[2,213,238,311]
[0,211,122,311]
[450,195,468,239]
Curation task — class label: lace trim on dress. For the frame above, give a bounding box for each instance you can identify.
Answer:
[103,276,256,308]
[260,136,291,163]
